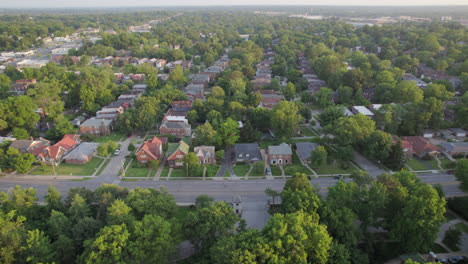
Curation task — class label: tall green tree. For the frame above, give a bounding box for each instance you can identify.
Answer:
[271,101,302,137]
[80,224,130,264]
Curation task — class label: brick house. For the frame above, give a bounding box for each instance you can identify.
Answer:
[258,96,282,109]
[135,136,166,165]
[39,134,80,165]
[401,136,440,158]
[159,119,191,138]
[80,118,113,136]
[9,138,50,157]
[267,143,292,165]
[194,146,216,165]
[167,141,189,168]
[234,143,262,163]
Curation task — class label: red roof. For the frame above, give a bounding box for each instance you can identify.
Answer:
[55,135,79,151]
[401,136,440,156]
[136,136,164,160]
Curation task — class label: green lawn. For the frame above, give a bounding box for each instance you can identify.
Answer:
[171,168,187,177]
[314,162,354,175]
[284,152,313,175]
[205,165,220,177]
[92,132,125,143]
[270,166,282,176]
[299,125,316,137]
[30,157,104,176]
[425,157,453,170]
[124,160,149,177]
[407,158,429,171]
[96,158,111,176]
[232,164,250,176]
[160,167,170,177]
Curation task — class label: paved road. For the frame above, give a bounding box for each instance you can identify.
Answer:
[1,173,462,203]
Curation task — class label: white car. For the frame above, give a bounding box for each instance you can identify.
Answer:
[114,149,121,156]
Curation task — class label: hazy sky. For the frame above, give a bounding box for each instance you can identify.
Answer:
[2,0,468,8]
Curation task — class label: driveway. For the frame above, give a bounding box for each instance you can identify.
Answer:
[216,146,234,177]
[97,137,132,184]
[352,151,386,177]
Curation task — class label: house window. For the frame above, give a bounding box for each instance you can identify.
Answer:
[285,159,289,164]
[140,155,147,158]
[239,154,243,158]
[246,154,250,157]
[176,155,183,158]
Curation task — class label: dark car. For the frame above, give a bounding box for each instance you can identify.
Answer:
[265,168,272,176]
[448,256,467,264]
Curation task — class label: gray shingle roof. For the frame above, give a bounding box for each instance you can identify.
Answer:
[234,143,262,161]
[268,143,292,155]
[296,142,319,161]
[80,118,112,127]
[63,142,99,161]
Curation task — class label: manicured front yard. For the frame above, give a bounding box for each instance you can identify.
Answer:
[171,167,187,177]
[92,132,125,143]
[160,167,170,177]
[426,157,454,170]
[406,158,429,171]
[124,160,149,177]
[205,165,220,177]
[314,162,354,175]
[30,157,104,176]
[270,166,282,176]
[299,125,316,137]
[284,152,313,175]
[232,164,250,176]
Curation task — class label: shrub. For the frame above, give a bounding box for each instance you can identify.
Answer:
[447,196,468,221]
[442,228,461,251]
[128,143,136,152]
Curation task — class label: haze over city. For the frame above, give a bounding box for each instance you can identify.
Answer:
[3,0,468,8]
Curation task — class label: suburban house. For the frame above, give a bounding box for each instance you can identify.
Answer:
[171,101,193,112]
[394,138,414,159]
[402,73,428,88]
[9,138,50,157]
[422,129,435,138]
[267,143,292,165]
[258,96,282,109]
[159,118,191,138]
[449,128,467,138]
[184,84,205,100]
[63,142,99,164]
[80,118,113,136]
[167,141,190,168]
[351,106,374,118]
[39,134,80,165]
[234,143,262,163]
[295,142,319,163]
[440,142,468,156]
[135,136,166,164]
[12,79,36,95]
[401,136,441,158]
[194,146,216,165]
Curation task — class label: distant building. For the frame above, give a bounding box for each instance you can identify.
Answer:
[351,106,374,118]
[449,128,467,138]
[440,142,468,156]
[401,136,440,158]
[80,118,113,136]
[159,119,191,138]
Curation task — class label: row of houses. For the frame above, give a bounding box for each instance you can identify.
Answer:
[252,48,273,89]
[79,84,145,136]
[9,134,100,166]
[135,135,216,168]
[183,55,230,100]
[297,53,327,94]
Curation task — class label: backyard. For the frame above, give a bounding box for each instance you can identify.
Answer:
[30,157,104,176]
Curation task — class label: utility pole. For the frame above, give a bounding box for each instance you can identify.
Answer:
[52,160,57,176]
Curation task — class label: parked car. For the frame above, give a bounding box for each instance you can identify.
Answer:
[448,256,467,264]
[335,175,343,180]
[265,168,272,176]
[114,149,121,156]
